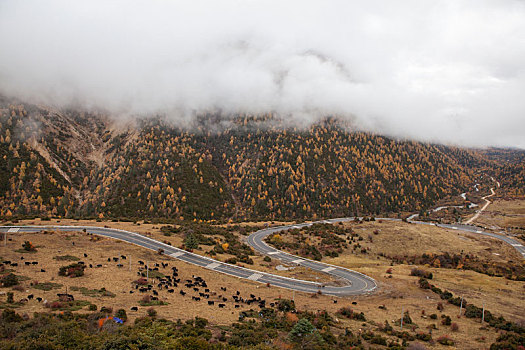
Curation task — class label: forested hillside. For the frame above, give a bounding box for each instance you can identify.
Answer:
[0,100,520,222]
[480,148,525,196]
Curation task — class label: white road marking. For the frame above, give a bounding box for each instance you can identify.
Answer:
[292,226,300,229]
[170,251,185,258]
[206,262,221,269]
[291,259,303,264]
[7,228,19,232]
[452,227,458,230]
[322,267,336,272]
[476,230,482,233]
[511,244,523,247]
[267,251,280,255]
[247,273,263,281]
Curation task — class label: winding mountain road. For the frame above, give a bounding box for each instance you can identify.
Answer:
[2,213,523,296]
[464,187,495,224]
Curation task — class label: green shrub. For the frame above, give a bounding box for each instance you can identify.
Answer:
[441,315,451,326]
[1,273,18,287]
[147,308,157,317]
[411,268,433,279]
[416,332,432,342]
[33,282,62,291]
[337,307,367,321]
[115,309,127,322]
[436,335,454,346]
[277,299,295,312]
[58,263,85,277]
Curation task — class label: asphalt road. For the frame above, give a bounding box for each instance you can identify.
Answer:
[1,217,523,296]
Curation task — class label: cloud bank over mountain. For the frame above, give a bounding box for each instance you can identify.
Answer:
[0,0,524,148]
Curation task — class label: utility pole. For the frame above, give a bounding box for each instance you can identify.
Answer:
[482,302,485,324]
[129,255,132,271]
[146,262,149,280]
[459,297,463,317]
[400,307,404,329]
[292,290,295,303]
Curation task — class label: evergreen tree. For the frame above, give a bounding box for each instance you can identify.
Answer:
[184,232,199,249]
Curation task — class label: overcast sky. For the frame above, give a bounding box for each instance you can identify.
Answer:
[0,0,524,148]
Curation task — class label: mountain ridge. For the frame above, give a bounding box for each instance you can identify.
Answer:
[1,99,522,222]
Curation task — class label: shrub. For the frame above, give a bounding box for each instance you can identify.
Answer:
[464,304,483,319]
[1,273,19,287]
[440,290,453,300]
[441,315,452,326]
[437,302,444,311]
[33,282,63,291]
[337,307,366,321]
[263,256,271,262]
[277,299,295,312]
[100,306,113,314]
[448,296,464,307]
[386,268,393,274]
[49,301,63,309]
[451,322,459,332]
[22,241,36,252]
[115,309,127,322]
[429,314,437,320]
[418,278,431,289]
[369,334,387,345]
[289,318,319,343]
[402,311,413,325]
[225,257,237,264]
[88,304,97,311]
[1,309,23,323]
[147,308,157,317]
[410,268,433,279]
[194,317,208,328]
[239,256,254,265]
[490,332,525,349]
[415,332,432,342]
[184,233,199,250]
[6,291,14,303]
[134,278,148,285]
[436,335,454,346]
[58,263,85,277]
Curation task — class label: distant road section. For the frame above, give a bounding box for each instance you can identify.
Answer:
[465,187,495,224]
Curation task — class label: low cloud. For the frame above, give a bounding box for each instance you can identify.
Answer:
[0,0,524,148]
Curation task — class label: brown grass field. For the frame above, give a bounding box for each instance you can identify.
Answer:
[473,198,525,234]
[1,214,524,349]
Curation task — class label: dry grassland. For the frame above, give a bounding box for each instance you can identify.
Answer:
[1,218,524,349]
[474,198,525,233]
